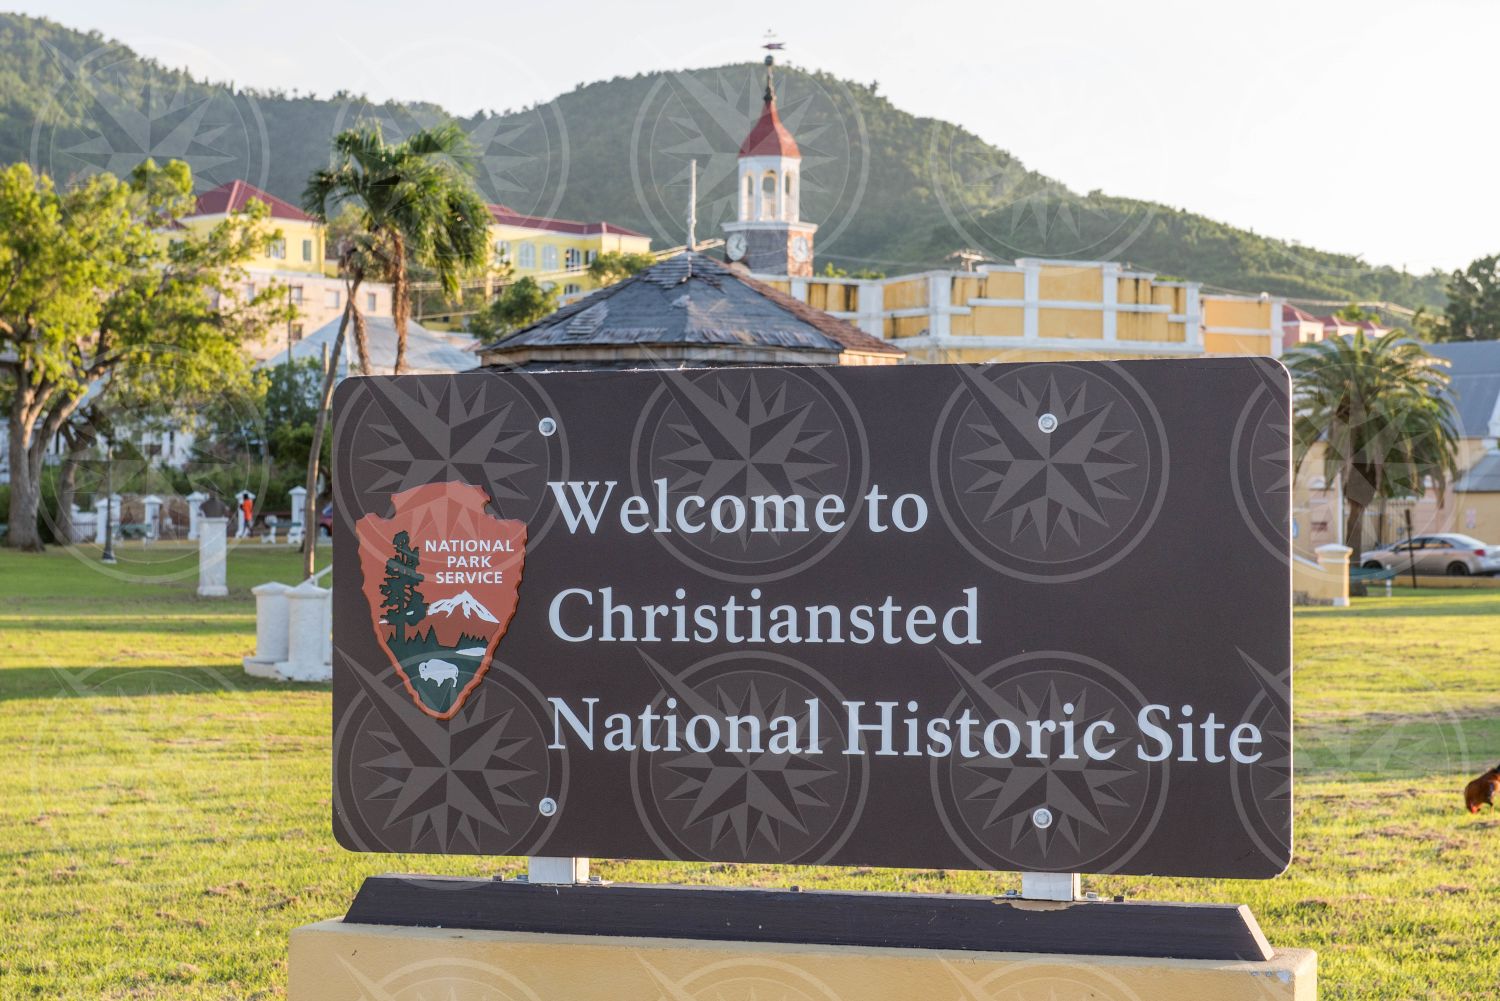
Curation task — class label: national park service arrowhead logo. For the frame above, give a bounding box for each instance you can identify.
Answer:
[356,482,525,720]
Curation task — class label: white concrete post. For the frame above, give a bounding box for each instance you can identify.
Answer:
[1315,543,1354,608]
[276,579,332,682]
[857,280,885,338]
[186,491,208,540]
[243,582,292,678]
[928,273,952,339]
[197,515,229,597]
[93,495,119,546]
[288,486,308,528]
[68,503,82,543]
[1101,262,1120,342]
[141,495,163,540]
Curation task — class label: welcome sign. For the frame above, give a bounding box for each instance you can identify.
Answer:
[331,359,1292,878]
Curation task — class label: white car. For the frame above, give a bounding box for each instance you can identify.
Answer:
[1359,534,1500,576]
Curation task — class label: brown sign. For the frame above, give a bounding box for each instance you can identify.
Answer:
[332,359,1292,878]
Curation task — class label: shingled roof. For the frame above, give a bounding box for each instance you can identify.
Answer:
[488,203,649,239]
[478,252,902,370]
[192,180,312,222]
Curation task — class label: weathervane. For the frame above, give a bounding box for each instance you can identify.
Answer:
[761,31,785,100]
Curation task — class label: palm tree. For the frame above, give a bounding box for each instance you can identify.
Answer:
[303,122,490,374]
[295,122,489,576]
[1286,332,1460,568]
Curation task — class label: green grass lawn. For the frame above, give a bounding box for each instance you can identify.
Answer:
[1,544,1498,999]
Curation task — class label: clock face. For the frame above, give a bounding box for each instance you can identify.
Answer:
[726,233,747,261]
[791,234,811,263]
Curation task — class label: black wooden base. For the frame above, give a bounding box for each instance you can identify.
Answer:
[344,875,1273,962]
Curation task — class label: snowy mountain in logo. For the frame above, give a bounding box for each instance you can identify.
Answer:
[427,590,499,624]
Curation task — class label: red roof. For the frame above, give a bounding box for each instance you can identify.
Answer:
[487,204,648,239]
[193,180,311,222]
[739,95,800,158]
[1282,304,1319,323]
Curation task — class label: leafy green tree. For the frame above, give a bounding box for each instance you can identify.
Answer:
[1335,303,1380,324]
[587,250,656,286]
[1439,254,1500,342]
[468,277,561,339]
[1411,305,1448,342]
[819,261,886,280]
[1286,333,1460,565]
[262,359,326,432]
[299,122,490,575]
[0,159,280,551]
[380,531,427,645]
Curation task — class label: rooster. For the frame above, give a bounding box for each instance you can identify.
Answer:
[1464,765,1500,814]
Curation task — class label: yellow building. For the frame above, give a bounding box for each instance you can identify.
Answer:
[183,180,328,274]
[173,180,393,359]
[176,181,654,357]
[755,261,1283,365]
[486,204,653,299]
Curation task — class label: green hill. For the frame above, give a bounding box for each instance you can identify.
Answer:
[1,11,1446,308]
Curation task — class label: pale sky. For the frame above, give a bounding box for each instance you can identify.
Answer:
[19,0,1497,273]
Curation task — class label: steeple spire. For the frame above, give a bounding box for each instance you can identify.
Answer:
[724,35,815,277]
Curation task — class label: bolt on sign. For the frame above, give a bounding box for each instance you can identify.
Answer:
[331,359,1292,878]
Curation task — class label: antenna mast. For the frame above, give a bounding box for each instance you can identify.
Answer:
[687,159,697,252]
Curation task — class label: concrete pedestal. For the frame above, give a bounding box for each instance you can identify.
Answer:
[275,579,332,682]
[289,921,1316,1001]
[288,486,307,530]
[243,582,292,679]
[1315,544,1354,606]
[197,516,229,597]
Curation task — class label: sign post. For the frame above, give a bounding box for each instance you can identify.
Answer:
[296,359,1312,998]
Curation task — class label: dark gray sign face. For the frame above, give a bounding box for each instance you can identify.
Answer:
[331,359,1292,878]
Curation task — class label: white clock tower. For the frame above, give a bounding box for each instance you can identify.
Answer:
[722,55,817,277]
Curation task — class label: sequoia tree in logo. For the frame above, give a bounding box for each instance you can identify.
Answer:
[357,482,525,720]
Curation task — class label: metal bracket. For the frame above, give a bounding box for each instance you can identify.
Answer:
[524,856,591,885]
[1019,872,1080,901]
